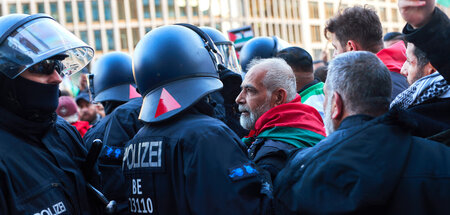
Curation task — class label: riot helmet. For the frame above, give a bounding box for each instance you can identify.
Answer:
[200,27,242,75]
[239,36,290,73]
[133,24,223,123]
[88,52,139,103]
[0,14,94,79]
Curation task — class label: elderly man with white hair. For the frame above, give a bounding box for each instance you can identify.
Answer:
[236,58,326,180]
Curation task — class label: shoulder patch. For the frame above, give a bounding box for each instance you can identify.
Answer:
[228,162,259,181]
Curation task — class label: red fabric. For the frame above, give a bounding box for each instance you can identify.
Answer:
[72,121,91,137]
[377,41,407,75]
[245,95,326,138]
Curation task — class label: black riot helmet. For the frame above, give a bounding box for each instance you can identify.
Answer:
[0,14,94,79]
[200,27,242,75]
[88,52,140,103]
[239,36,290,73]
[133,24,223,123]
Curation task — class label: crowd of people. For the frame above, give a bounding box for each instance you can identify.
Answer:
[0,0,449,214]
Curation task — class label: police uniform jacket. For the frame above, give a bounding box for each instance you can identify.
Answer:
[84,97,144,214]
[123,105,271,215]
[274,110,450,214]
[0,107,100,214]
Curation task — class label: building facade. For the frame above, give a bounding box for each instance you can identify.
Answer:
[0,0,429,61]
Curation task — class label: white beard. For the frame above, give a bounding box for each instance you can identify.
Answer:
[323,98,336,136]
[239,102,271,130]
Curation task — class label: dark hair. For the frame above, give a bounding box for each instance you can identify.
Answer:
[276,47,313,73]
[314,66,328,82]
[383,32,404,42]
[412,44,429,69]
[325,6,383,53]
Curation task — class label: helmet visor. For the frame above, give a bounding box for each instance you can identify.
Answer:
[0,17,94,79]
[216,42,242,75]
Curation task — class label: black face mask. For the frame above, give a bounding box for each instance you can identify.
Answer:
[0,75,60,122]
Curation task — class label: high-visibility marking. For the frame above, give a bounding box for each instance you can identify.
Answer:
[129,85,141,99]
[154,88,181,118]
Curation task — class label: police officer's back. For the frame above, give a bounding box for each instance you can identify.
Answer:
[83,52,144,214]
[0,14,99,214]
[122,24,271,214]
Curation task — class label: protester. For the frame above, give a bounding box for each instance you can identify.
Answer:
[277,47,325,118]
[56,96,91,137]
[274,51,450,214]
[0,13,101,214]
[383,32,404,48]
[122,24,271,214]
[76,92,102,125]
[393,0,450,140]
[314,65,328,82]
[236,58,325,180]
[325,6,409,101]
[82,51,143,214]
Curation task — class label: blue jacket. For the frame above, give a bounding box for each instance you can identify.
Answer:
[84,97,144,214]
[122,105,271,215]
[274,111,450,214]
[0,107,101,214]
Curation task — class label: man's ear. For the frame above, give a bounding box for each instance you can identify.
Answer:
[424,62,437,76]
[272,88,288,107]
[346,40,360,51]
[332,92,344,120]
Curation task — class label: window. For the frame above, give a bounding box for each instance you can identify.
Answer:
[132,28,140,47]
[104,0,112,21]
[92,1,99,21]
[324,3,334,19]
[313,49,321,61]
[145,27,152,33]
[380,7,387,22]
[155,0,162,18]
[94,30,102,50]
[118,0,126,20]
[391,8,398,22]
[168,0,175,17]
[50,3,59,20]
[308,1,319,19]
[107,30,115,50]
[130,0,138,20]
[22,4,30,14]
[78,2,86,22]
[179,0,187,17]
[143,0,150,19]
[65,3,73,23]
[120,29,128,49]
[192,0,199,16]
[310,25,321,42]
[250,0,259,17]
[38,3,45,13]
[80,31,88,44]
[9,4,16,14]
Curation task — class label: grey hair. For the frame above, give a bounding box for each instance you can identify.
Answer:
[325,51,392,116]
[247,58,297,102]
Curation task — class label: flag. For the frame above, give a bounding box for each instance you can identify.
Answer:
[437,0,450,8]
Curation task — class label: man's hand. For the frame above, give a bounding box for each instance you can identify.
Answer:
[398,0,435,28]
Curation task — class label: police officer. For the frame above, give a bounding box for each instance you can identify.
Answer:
[123,24,271,214]
[239,36,290,73]
[84,52,144,214]
[0,14,100,214]
[199,27,248,138]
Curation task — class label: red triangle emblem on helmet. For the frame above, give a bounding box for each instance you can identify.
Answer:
[155,88,181,118]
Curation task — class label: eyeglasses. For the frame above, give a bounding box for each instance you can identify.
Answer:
[28,59,65,76]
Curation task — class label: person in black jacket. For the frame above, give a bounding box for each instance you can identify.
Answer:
[397,0,450,141]
[123,24,271,215]
[274,51,450,214]
[0,14,101,214]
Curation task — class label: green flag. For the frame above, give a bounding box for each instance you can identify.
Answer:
[437,0,450,7]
